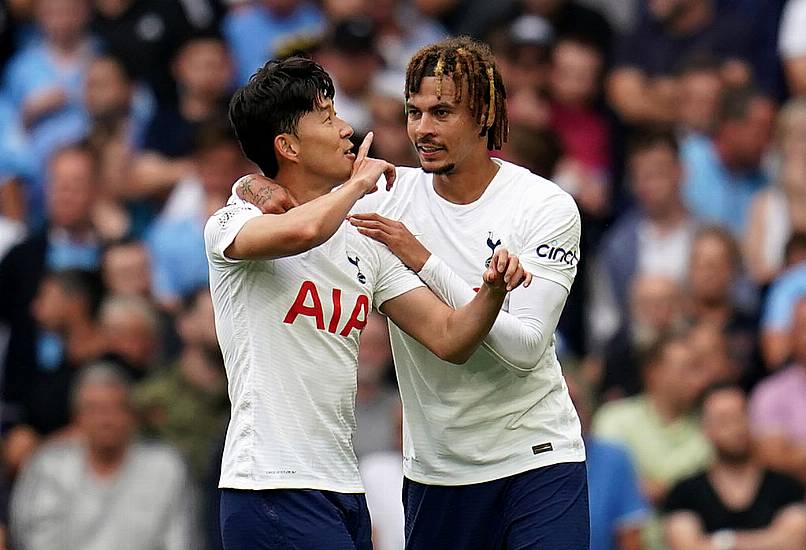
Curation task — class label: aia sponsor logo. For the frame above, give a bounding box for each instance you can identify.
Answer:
[283,281,369,337]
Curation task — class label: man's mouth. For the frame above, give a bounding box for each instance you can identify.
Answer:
[417,144,444,158]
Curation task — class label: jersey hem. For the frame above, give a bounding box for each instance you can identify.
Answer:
[219,478,365,493]
[402,447,586,486]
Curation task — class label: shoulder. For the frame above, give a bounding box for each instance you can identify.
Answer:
[204,203,260,236]
[762,469,805,497]
[500,162,579,219]
[24,438,83,474]
[223,4,260,29]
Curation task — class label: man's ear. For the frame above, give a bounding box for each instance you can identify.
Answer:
[275,133,300,164]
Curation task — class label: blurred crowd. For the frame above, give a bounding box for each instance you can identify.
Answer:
[0,0,805,549]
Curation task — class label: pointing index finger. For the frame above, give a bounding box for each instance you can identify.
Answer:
[355,132,373,164]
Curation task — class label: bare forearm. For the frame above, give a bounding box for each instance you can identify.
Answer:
[228,180,366,260]
[440,285,507,363]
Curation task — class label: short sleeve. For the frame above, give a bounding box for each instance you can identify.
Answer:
[366,240,424,310]
[780,0,806,58]
[760,272,806,331]
[748,379,789,437]
[516,192,581,292]
[662,477,700,515]
[612,445,651,526]
[766,472,805,509]
[204,203,262,266]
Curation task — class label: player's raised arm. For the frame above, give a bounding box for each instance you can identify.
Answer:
[225,133,395,260]
[380,249,531,364]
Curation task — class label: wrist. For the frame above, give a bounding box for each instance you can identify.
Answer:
[480,280,508,297]
[411,251,431,273]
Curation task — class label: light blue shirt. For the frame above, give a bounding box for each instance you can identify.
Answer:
[761,261,806,331]
[146,216,208,303]
[681,133,768,236]
[223,3,324,85]
[586,437,650,550]
[2,39,98,225]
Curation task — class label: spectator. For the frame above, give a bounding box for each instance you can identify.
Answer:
[25,269,105,435]
[760,233,806,368]
[9,362,196,550]
[354,313,399,458]
[365,0,448,77]
[594,331,712,505]
[134,289,228,481]
[745,100,806,286]
[315,17,383,136]
[83,55,149,241]
[664,384,806,549]
[93,0,193,105]
[367,90,419,167]
[501,124,563,178]
[132,35,234,227]
[568,375,649,550]
[549,35,610,220]
[592,128,697,340]
[750,297,806,482]
[0,144,101,425]
[2,0,97,224]
[223,0,324,85]
[146,118,250,309]
[779,0,806,97]
[686,226,758,379]
[502,0,612,54]
[687,321,740,390]
[681,86,775,236]
[414,0,515,40]
[488,15,554,97]
[100,239,152,298]
[98,294,161,380]
[675,56,724,137]
[608,0,753,125]
[597,274,686,401]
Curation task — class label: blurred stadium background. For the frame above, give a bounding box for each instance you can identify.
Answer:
[0,1,804,549]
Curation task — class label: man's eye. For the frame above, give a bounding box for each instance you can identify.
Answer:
[436,109,449,117]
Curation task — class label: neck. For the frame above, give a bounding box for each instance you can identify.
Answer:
[648,202,687,231]
[432,155,499,204]
[50,36,85,58]
[690,298,731,324]
[88,445,127,477]
[276,168,333,205]
[180,94,218,122]
[668,1,713,34]
[712,457,757,477]
[714,135,744,172]
[648,392,687,423]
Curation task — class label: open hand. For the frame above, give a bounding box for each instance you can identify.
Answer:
[483,248,532,292]
[349,212,430,271]
[235,174,298,214]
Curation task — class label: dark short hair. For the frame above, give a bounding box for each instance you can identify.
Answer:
[626,126,679,160]
[640,329,689,372]
[697,382,745,414]
[717,86,770,126]
[46,269,105,319]
[784,232,806,264]
[192,116,239,155]
[693,225,742,272]
[228,56,335,177]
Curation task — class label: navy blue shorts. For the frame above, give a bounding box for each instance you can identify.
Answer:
[220,488,372,550]
[403,461,590,550]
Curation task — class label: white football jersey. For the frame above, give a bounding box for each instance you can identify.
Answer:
[205,201,424,492]
[353,159,586,485]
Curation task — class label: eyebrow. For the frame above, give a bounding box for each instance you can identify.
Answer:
[406,101,456,111]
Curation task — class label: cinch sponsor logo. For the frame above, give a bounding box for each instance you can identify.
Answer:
[537,242,579,266]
